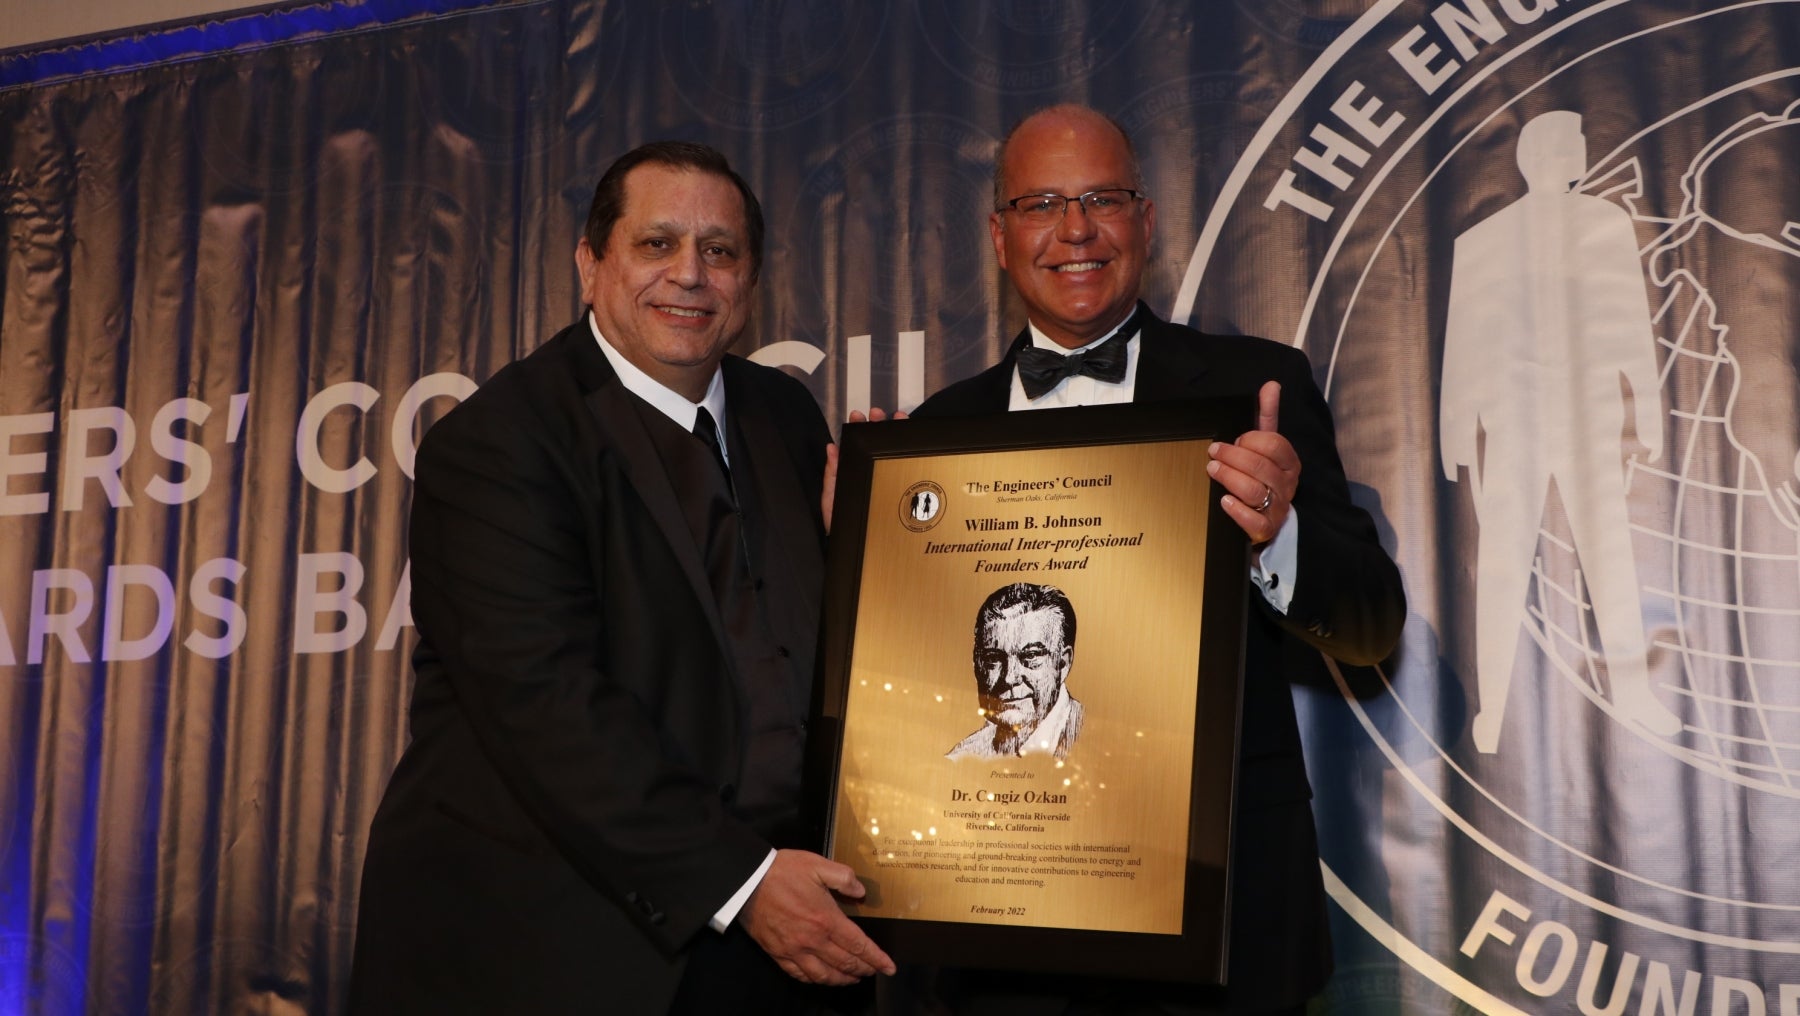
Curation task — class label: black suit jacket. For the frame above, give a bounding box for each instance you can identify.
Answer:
[349,322,831,1015]
[910,307,1405,1009]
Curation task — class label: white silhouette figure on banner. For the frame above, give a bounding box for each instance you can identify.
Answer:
[1441,110,1683,753]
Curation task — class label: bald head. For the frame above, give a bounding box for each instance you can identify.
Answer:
[993,104,1144,209]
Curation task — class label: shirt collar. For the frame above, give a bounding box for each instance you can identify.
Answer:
[1025,310,1139,354]
[1023,687,1076,754]
[588,311,727,440]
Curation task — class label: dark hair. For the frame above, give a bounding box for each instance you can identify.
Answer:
[582,140,765,281]
[974,582,1077,651]
[991,104,1144,209]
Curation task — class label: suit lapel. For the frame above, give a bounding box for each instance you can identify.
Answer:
[964,330,1030,412]
[724,364,821,581]
[571,337,736,665]
[1130,308,1213,402]
[723,363,825,673]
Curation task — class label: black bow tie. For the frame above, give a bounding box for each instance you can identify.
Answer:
[1015,328,1131,399]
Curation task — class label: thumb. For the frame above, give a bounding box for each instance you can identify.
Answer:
[1258,380,1281,433]
[815,857,866,898]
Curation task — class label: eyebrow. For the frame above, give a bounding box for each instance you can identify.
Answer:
[636,220,743,241]
[981,641,1051,655]
[1008,182,1133,197]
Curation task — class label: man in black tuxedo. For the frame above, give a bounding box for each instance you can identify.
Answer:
[903,105,1406,1014]
[349,141,894,1014]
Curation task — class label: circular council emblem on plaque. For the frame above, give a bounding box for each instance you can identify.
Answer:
[900,480,946,532]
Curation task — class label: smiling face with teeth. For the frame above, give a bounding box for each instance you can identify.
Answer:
[991,107,1155,350]
[577,162,755,401]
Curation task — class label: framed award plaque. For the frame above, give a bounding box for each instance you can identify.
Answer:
[802,399,1252,984]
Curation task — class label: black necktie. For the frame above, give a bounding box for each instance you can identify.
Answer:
[1015,326,1131,399]
[693,407,730,477]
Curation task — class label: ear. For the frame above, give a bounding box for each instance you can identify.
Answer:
[575,238,599,305]
[990,211,1007,270]
[1141,196,1157,251]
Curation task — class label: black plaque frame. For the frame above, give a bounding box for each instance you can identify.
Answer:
[802,399,1252,984]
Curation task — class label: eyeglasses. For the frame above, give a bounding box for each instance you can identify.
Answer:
[997,188,1143,225]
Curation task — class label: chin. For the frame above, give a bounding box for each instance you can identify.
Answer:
[651,340,725,366]
[994,707,1032,727]
[1046,309,1117,337]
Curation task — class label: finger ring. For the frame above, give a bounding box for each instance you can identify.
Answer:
[1255,484,1274,512]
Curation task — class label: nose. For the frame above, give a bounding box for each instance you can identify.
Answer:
[1000,655,1030,688]
[667,242,705,288]
[981,658,1017,693]
[1055,198,1096,243]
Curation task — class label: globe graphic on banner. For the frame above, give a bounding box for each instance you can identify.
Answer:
[1533,101,1800,796]
[1182,6,1800,1007]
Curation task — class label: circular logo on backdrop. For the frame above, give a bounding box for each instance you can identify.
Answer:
[1229,0,1363,51]
[197,34,385,199]
[792,114,998,335]
[413,1,625,168]
[910,0,1155,94]
[784,113,999,410]
[657,0,887,130]
[1114,73,1279,303]
[1186,1,1800,1010]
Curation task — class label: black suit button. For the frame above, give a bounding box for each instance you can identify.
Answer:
[625,891,640,904]
[777,646,791,658]
[649,910,666,926]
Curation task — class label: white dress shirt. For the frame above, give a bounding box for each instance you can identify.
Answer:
[945,687,1084,760]
[587,313,769,931]
[590,313,728,462]
[1007,317,1298,613]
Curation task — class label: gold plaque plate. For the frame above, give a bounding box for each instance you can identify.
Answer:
[805,400,1250,983]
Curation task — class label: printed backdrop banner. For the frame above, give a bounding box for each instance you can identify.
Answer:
[2,0,1798,1012]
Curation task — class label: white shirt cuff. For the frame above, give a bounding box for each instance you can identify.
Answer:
[709,848,776,932]
[1250,505,1299,614]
